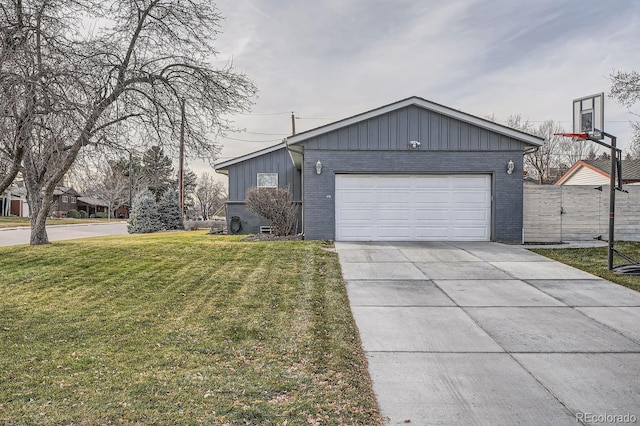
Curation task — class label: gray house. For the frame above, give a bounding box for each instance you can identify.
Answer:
[215,96,543,243]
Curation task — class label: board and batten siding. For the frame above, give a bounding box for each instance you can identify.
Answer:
[226,147,301,202]
[301,105,526,152]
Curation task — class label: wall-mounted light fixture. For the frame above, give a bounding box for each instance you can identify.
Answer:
[409,140,421,149]
[315,160,323,175]
[507,160,514,175]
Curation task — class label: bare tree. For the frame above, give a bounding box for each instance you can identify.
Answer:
[527,120,566,184]
[627,125,640,159]
[195,172,225,220]
[0,0,256,244]
[504,115,566,184]
[611,70,640,159]
[86,162,129,219]
[561,136,592,167]
[610,70,640,107]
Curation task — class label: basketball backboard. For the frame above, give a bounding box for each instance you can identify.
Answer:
[573,93,604,138]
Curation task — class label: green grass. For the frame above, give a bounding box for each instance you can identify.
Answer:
[0,233,381,425]
[0,217,123,228]
[531,241,640,292]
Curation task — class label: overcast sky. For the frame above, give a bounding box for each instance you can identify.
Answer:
[198,0,640,180]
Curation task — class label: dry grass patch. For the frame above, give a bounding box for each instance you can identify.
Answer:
[531,241,640,292]
[0,233,381,425]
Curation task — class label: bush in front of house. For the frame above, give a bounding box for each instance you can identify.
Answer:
[78,210,88,219]
[66,209,80,218]
[127,189,162,234]
[95,213,108,219]
[245,186,298,236]
[158,189,184,230]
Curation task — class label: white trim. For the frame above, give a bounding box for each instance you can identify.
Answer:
[214,142,286,173]
[287,96,543,147]
[257,172,278,188]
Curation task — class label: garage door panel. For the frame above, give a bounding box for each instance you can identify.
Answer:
[414,177,448,188]
[335,174,491,241]
[338,226,376,239]
[452,192,489,204]
[414,226,451,239]
[338,209,374,221]
[378,227,412,238]
[453,226,490,240]
[415,210,450,221]
[378,191,413,203]
[378,209,412,221]
[452,176,490,188]
[415,192,449,204]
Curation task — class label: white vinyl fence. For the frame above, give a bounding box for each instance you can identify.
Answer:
[523,185,640,243]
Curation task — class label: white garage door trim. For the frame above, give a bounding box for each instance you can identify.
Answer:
[335,174,492,241]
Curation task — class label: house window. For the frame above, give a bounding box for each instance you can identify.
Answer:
[62,195,68,203]
[70,197,76,204]
[257,173,278,188]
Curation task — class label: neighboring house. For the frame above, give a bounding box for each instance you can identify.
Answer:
[1,186,29,217]
[51,187,81,217]
[77,196,109,216]
[555,159,640,186]
[215,96,543,243]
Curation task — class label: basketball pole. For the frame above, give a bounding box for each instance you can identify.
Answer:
[556,131,620,270]
[607,133,616,271]
[587,131,618,271]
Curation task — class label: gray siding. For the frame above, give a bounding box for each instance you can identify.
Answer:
[227,148,301,202]
[226,202,302,235]
[224,147,301,235]
[302,150,524,243]
[303,106,525,152]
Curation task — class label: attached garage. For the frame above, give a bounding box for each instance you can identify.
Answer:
[335,174,491,241]
[216,96,543,243]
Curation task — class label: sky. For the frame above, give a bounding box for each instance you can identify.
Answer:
[194,0,640,183]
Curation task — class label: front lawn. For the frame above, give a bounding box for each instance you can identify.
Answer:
[531,241,640,292]
[0,233,381,425]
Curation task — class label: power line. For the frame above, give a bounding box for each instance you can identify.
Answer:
[242,130,289,136]
[238,111,291,116]
[222,136,282,143]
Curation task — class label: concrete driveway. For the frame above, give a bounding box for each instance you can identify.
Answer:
[0,222,128,246]
[336,241,640,425]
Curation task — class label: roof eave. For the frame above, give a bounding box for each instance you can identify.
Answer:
[214,141,287,172]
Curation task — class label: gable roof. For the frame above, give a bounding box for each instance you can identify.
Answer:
[555,159,640,185]
[286,96,543,147]
[214,96,544,172]
[214,142,286,174]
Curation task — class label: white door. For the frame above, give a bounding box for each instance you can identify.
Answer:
[335,174,491,241]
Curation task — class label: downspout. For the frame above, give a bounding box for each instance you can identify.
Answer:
[285,138,305,236]
[522,145,540,243]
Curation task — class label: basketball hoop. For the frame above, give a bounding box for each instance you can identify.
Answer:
[554,132,588,140]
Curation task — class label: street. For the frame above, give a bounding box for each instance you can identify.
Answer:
[0,222,129,247]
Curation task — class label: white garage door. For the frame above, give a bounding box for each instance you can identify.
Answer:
[335,174,491,241]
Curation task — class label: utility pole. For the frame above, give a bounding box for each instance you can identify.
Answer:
[179,98,185,219]
[128,151,133,219]
[291,112,296,135]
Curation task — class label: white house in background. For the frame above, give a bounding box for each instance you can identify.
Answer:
[1,186,30,217]
[555,159,640,186]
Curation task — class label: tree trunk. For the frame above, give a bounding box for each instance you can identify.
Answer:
[25,186,53,245]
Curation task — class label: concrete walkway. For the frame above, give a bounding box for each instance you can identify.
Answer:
[336,241,640,425]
